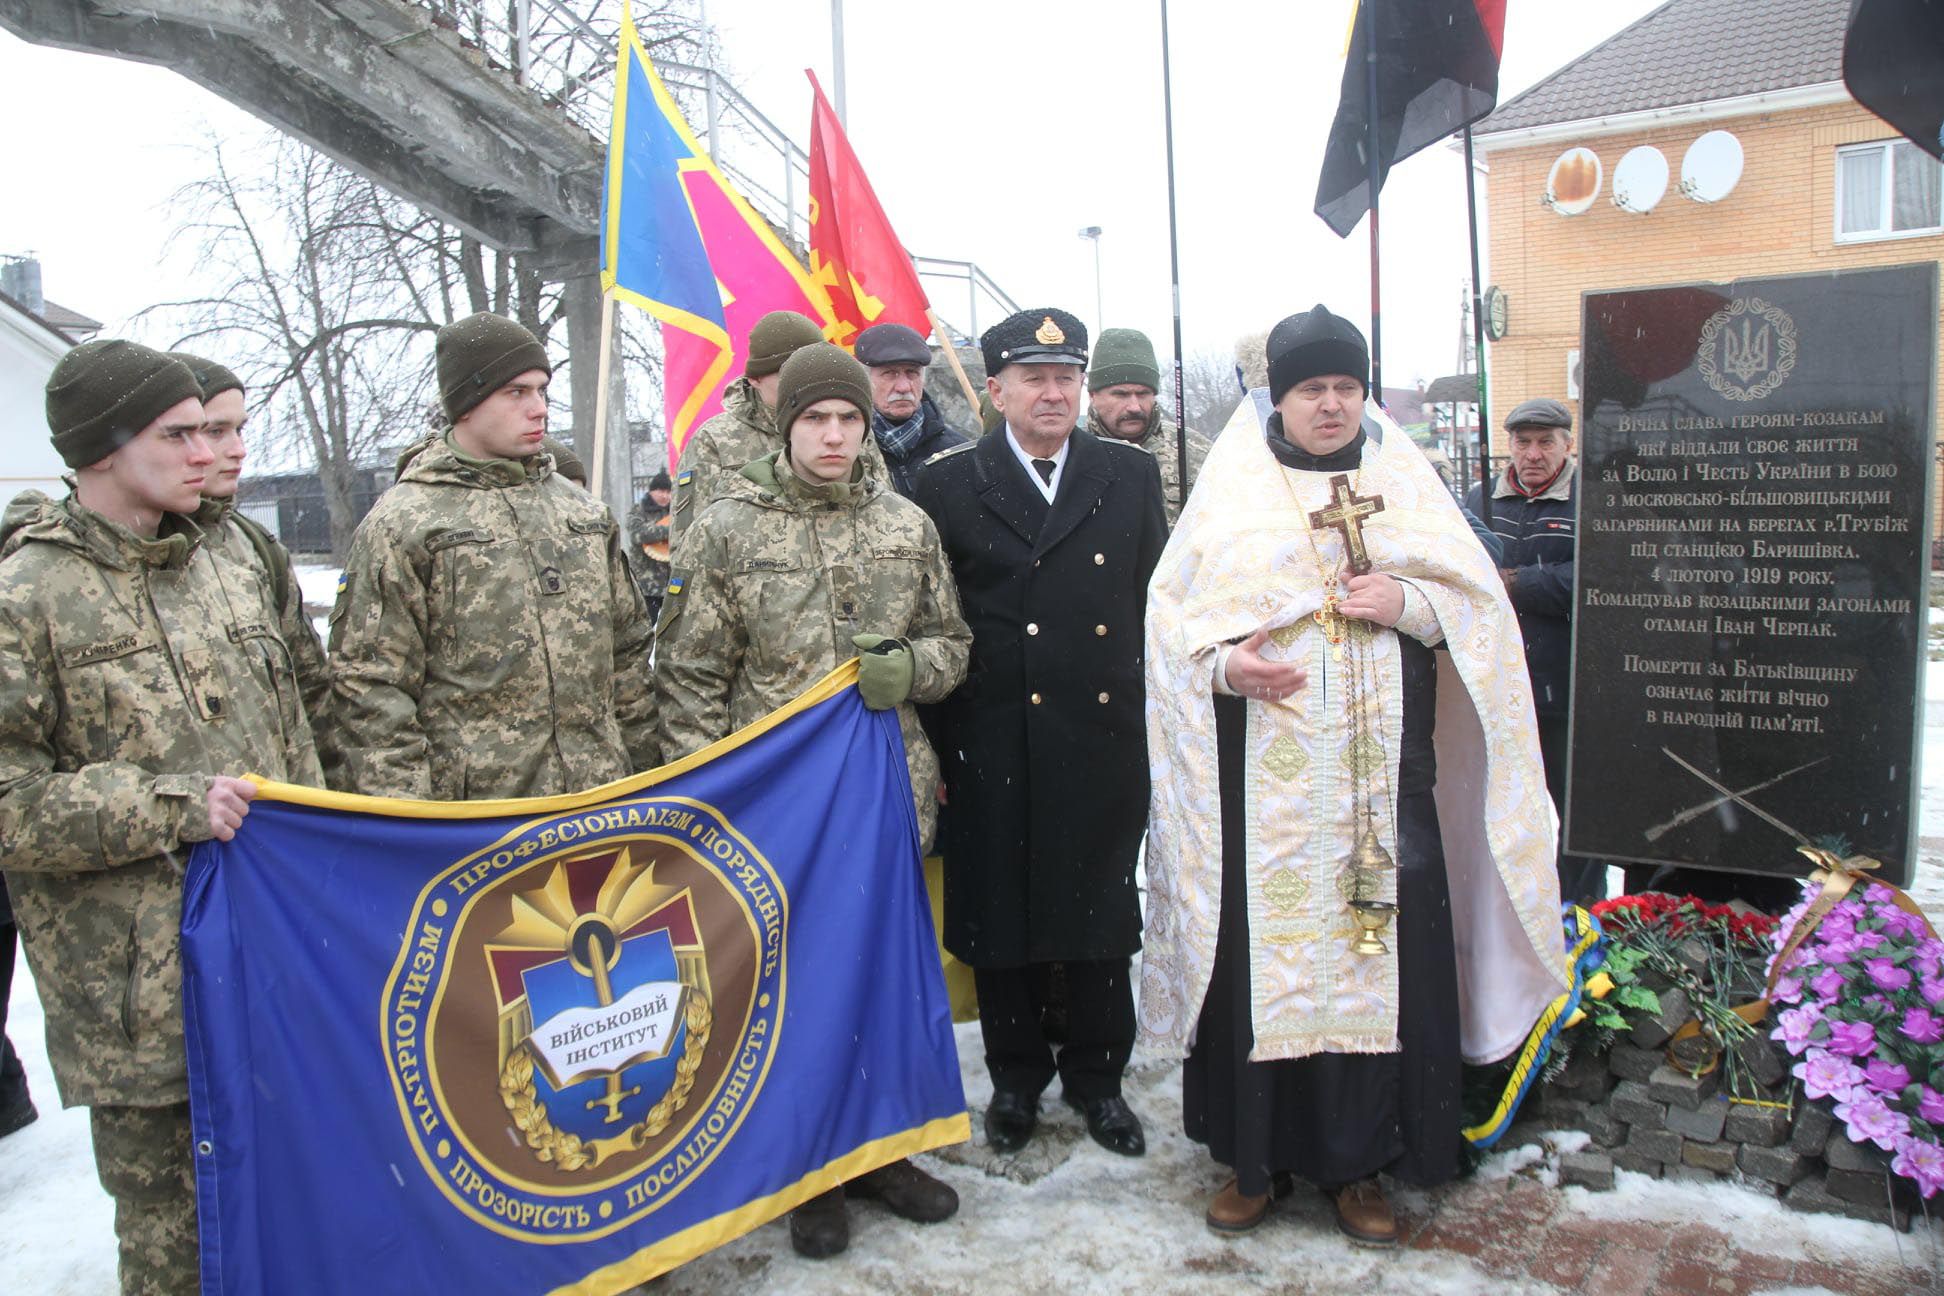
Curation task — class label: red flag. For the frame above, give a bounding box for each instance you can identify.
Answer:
[806,71,932,346]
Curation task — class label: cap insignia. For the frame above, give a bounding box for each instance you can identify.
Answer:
[1035,316,1066,345]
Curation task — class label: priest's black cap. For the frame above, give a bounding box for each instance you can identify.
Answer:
[980,308,1088,376]
[1266,305,1369,404]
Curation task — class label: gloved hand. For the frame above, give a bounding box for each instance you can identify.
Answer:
[852,633,914,710]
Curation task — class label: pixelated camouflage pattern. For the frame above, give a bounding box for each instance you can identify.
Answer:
[90,1101,197,1296]
[669,377,888,553]
[626,503,671,608]
[0,495,323,1108]
[1087,406,1212,528]
[328,437,658,799]
[655,452,969,850]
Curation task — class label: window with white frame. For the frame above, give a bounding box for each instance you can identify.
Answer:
[1837,140,1944,240]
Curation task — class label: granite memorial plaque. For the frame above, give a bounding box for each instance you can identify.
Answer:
[1567,264,1938,886]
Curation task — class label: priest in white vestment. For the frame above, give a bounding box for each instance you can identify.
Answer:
[1141,306,1565,1245]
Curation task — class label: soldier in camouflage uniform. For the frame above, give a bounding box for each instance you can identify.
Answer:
[170,352,334,744]
[655,343,970,1260]
[626,470,673,626]
[668,310,888,552]
[0,340,323,1295]
[1085,327,1211,528]
[329,313,657,799]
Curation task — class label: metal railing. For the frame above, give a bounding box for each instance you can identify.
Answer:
[399,0,1015,340]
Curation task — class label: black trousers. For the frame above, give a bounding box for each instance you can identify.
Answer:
[1537,712,1608,903]
[0,875,23,1099]
[974,959,1133,1102]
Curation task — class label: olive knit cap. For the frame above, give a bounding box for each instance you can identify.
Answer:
[437,312,552,423]
[166,351,244,402]
[45,339,204,469]
[775,343,872,440]
[744,311,826,378]
[1088,328,1161,393]
[543,435,587,486]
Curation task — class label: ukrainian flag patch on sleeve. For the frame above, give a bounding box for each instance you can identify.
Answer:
[666,572,687,597]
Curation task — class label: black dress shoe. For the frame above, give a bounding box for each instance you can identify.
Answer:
[848,1158,959,1222]
[0,1087,35,1140]
[983,1089,1038,1154]
[787,1186,850,1259]
[1064,1092,1145,1157]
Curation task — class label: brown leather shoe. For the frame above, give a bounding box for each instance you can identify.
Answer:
[848,1158,959,1223]
[787,1186,850,1259]
[1204,1177,1270,1236]
[1331,1178,1397,1247]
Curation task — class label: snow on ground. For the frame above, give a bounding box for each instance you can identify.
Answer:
[2,635,1940,1293]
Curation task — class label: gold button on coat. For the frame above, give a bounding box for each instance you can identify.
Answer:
[1094,624,1107,636]
[1030,692,1043,705]
[1098,692,1110,703]
[1093,553,1105,565]
[1027,623,1039,635]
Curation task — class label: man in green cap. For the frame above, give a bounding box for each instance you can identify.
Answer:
[329,312,658,798]
[0,338,325,1294]
[667,310,887,552]
[170,352,334,746]
[656,341,970,1261]
[1086,327,1210,528]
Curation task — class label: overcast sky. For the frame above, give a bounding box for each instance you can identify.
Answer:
[0,0,1670,395]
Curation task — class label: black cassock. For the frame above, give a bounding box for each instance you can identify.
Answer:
[1182,438,1465,1194]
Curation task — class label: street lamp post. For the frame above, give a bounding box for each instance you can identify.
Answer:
[1077,225,1103,338]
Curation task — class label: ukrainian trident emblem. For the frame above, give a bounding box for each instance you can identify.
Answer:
[487,848,713,1171]
[1697,296,1797,402]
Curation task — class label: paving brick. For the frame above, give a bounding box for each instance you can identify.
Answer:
[1607,1042,1662,1081]
[1577,1244,1664,1296]
[1521,1226,1605,1289]
[1824,1129,1893,1173]
[1560,1149,1616,1191]
[1611,1146,1665,1178]
[1824,1164,1918,1209]
[1626,987,1691,1049]
[1610,1079,1667,1127]
[1583,1104,1628,1148]
[1784,1175,1911,1230]
[1665,1097,1728,1141]
[1736,1142,1809,1187]
[1628,1127,1683,1165]
[1668,1164,1718,1185]
[1722,1103,1790,1147]
[1789,1098,1833,1154]
[1734,1036,1791,1089]
[1649,1064,1719,1111]
[1681,1140,1738,1174]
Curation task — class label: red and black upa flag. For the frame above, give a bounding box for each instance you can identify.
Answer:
[1843,0,1944,161]
[1314,0,1507,237]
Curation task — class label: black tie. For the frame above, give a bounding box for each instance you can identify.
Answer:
[1031,458,1057,485]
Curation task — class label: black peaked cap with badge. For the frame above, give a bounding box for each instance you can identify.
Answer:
[980,308,1088,376]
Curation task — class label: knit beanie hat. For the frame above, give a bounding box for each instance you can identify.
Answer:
[774,343,872,440]
[543,435,586,486]
[1266,305,1369,404]
[1088,328,1161,392]
[45,339,204,469]
[745,311,826,378]
[437,313,551,422]
[166,351,244,402]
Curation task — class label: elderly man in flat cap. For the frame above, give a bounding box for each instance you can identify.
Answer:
[912,307,1168,1161]
[854,322,969,497]
[1464,396,1601,902]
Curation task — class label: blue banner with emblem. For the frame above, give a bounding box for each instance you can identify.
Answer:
[181,664,967,1294]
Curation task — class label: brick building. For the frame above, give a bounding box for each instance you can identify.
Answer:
[1474,0,1942,499]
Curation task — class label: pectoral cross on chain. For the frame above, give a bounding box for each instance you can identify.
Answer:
[1308,474,1386,576]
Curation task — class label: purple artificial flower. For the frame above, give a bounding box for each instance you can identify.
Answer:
[1796,1049,1865,1102]
[1775,1004,1823,1055]
[1854,930,1889,953]
[1865,1058,1914,1095]
[1881,908,1922,941]
[1903,1006,1944,1045]
[1819,908,1859,942]
[1836,1090,1911,1151]
[1825,1019,1877,1058]
[1925,978,1944,1008]
[1771,975,1804,1005]
[1920,1087,1944,1124]
[1893,1134,1944,1198]
[1809,966,1848,1000]
[1916,942,1944,981]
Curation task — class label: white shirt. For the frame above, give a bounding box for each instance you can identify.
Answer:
[1004,426,1069,503]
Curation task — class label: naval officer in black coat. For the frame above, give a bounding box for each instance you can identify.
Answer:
[913,307,1169,1158]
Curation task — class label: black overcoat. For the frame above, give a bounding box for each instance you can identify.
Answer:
[912,428,1169,966]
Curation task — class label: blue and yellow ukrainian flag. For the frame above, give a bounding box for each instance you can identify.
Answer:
[182,664,967,1293]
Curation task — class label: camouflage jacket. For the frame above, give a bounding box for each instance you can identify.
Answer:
[192,497,334,745]
[329,436,658,800]
[669,377,888,554]
[0,495,324,1106]
[626,506,672,602]
[1088,406,1212,528]
[655,452,970,851]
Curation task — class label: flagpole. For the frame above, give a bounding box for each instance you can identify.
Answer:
[1160,0,1187,510]
[1362,0,1383,401]
[925,307,985,424]
[589,291,618,495]
[1463,126,1493,526]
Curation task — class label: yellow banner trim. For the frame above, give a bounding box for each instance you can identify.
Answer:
[244,660,862,819]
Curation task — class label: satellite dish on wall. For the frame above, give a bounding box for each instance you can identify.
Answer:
[1612,146,1670,213]
[1544,147,1603,215]
[1680,131,1745,203]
